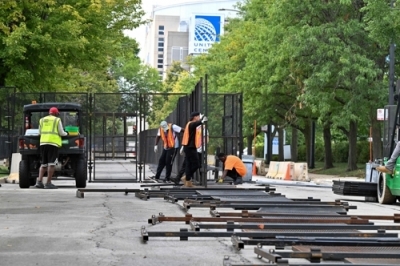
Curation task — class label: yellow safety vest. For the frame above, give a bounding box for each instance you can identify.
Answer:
[39,115,62,147]
[160,123,175,148]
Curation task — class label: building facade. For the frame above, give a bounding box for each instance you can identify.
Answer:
[144,0,241,78]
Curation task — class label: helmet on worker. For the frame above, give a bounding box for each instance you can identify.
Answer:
[49,107,59,116]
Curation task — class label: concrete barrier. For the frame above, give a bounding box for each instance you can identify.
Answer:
[6,153,21,183]
[266,161,293,180]
[293,162,310,181]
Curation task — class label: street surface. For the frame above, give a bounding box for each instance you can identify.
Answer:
[0,162,399,266]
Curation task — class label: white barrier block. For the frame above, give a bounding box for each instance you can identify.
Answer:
[293,162,310,181]
[6,153,21,184]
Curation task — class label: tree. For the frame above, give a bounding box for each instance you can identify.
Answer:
[0,0,145,91]
[191,0,388,170]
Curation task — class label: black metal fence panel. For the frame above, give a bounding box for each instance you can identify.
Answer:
[1,78,243,186]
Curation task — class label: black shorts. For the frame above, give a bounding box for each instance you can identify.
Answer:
[40,145,59,166]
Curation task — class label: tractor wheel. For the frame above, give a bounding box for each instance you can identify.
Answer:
[19,160,31,189]
[75,158,87,188]
[377,172,396,204]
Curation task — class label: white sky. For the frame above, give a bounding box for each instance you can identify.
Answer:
[126,0,194,61]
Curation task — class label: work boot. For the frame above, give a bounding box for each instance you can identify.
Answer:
[184,180,194,187]
[376,166,393,175]
[170,176,180,185]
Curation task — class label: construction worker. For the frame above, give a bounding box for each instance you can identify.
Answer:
[217,153,247,185]
[174,124,209,185]
[377,141,400,175]
[171,112,207,187]
[35,107,69,189]
[152,121,183,182]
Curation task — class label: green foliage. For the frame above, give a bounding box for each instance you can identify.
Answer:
[191,0,391,169]
[0,0,145,91]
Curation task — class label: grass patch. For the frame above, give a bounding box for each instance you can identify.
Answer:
[308,162,366,178]
[0,166,9,178]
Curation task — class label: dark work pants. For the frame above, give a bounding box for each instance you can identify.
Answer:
[155,148,178,180]
[184,147,200,181]
[178,152,202,178]
[226,167,242,184]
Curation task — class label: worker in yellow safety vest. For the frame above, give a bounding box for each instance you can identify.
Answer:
[152,121,183,183]
[35,107,69,189]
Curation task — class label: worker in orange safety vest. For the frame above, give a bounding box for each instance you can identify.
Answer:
[151,121,183,183]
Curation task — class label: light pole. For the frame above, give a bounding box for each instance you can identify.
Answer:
[389,0,396,105]
[218,8,240,12]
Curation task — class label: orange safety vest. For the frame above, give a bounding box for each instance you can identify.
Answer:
[160,123,175,148]
[182,122,201,148]
[195,125,202,148]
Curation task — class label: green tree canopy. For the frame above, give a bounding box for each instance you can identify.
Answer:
[0,0,145,91]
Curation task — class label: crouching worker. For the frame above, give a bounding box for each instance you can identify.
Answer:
[216,153,247,185]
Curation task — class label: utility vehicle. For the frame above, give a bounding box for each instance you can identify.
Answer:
[18,102,87,188]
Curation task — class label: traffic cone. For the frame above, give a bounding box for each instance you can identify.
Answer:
[252,162,257,175]
[283,163,293,181]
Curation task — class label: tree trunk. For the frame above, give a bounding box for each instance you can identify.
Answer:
[278,127,284,161]
[347,120,358,171]
[0,71,6,87]
[323,123,334,169]
[291,127,298,162]
[303,119,311,164]
[247,135,252,156]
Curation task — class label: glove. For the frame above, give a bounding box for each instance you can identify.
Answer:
[65,131,69,135]
[180,146,184,155]
[217,178,223,183]
[200,113,204,120]
[154,145,158,153]
[202,116,208,122]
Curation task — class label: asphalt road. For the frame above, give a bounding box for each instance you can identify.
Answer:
[1,163,400,266]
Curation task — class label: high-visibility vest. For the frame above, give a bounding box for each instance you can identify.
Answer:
[160,123,175,148]
[39,115,62,147]
[182,122,201,148]
[195,125,202,148]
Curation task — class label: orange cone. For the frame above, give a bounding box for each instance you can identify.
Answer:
[283,163,293,180]
[252,163,257,175]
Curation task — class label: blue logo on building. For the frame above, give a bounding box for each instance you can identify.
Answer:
[194,15,221,42]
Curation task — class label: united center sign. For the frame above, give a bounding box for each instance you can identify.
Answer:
[189,14,224,54]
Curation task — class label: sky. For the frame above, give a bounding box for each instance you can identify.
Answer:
[125,0,194,61]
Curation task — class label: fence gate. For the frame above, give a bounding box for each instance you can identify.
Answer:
[89,93,140,183]
[0,87,16,164]
[2,78,243,187]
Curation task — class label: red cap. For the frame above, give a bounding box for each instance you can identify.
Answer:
[49,107,59,115]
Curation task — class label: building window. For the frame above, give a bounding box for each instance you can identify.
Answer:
[158,42,164,47]
[157,59,163,64]
[157,64,163,69]
[158,31,164,35]
[158,25,164,30]
[158,37,164,42]
[158,54,163,59]
[158,47,164,52]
